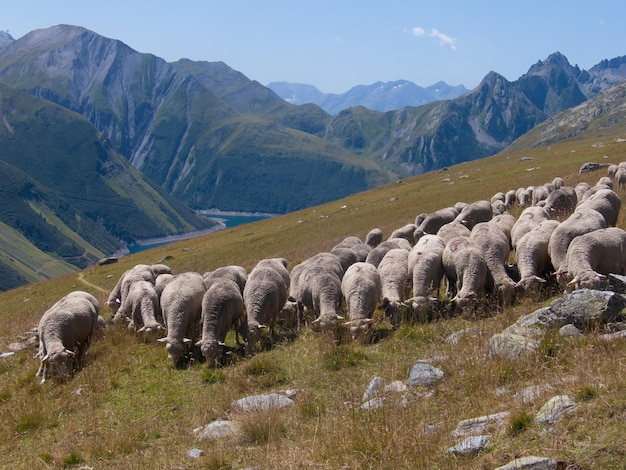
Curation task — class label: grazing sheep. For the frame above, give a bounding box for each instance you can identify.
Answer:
[196,278,245,367]
[491,192,505,204]
[330,246,358,273]
[296,265,344,333]
[414,213,428,227]
[388,223,418,246]
[516,187,533,208]
[453,200,493,230]
[341,262,382,342]
[608,164,619,178]
[158,272,207,367]
[515,220,560,293]
[565,227,626,290]
[350,243,372,262]
[543,186,578,218]
[489,213,516,248]
[365,228,384,248]
[365,239,409,268]
[413,206,460,240]
[574,182,591,202]
[378,248,410,328]
[154,273,174,298]
[442,236,487,313]
[548,209,608,286]
[203,265,247,294]
[404,235,446,319]
[334,236,362,249]
[615,168,626,190]
[510,206,552,250]
[596,176,614,189]
[241,258,290,356]
[470,222,517,306]
[35,291,100,384]
[504,189,517,208]
[492,200,507,216]
[436,220,471,245]
[576,188,621,226]
[532,186,550,206]
[552,177,565,189]
[117,280,164,342]
[107,263,172,319]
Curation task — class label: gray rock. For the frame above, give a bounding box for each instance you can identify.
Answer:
[363,376,385,401]
[489,332,539,360]
[187,448,204,458]
[494,455,558,470]
[384,380,408,393]
[559,324,581,337]
[231,392,294,412]
[452,412,510,438]
[600,329,626,341]
[0,352,15,358]
[446,327,479,344]
[407,362,445,387]
[546,289,626,330]
[195,420,239,441]
[608,273,626,293]
[513,384,553,403]
[536,395,576,426]
[446,435,491,456]
[360,397,385,410]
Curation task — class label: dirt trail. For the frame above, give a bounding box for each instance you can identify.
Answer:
[77,271,108,295]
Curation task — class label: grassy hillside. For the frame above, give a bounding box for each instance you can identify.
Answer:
[1,133,626,468]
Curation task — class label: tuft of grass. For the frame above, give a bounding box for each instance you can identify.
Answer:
[62,451,83,468]
[321,343,368,371]
[236,408,289,445]
[241,355,288,389]
[508,410,534,436]
[576,385,598,402]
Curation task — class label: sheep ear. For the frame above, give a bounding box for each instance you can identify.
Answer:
[41,354,49,363]
[342,321,352,327]
[157,337,168,343]
[335,314,344,320]
[194,340,202,347]
[567,277,578,288]
[312,317,321,324]
[182,338,192,343]
[64,349,75,357]
[257,324,267,330]
[596,272,608,281]
[137,326,146,332]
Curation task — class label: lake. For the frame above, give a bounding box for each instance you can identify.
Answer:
[127,211,273,254]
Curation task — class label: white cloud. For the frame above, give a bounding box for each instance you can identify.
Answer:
[430,29,457,50]
[410,26,457,51]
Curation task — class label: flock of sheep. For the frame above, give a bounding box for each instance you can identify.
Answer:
[35,164,626,383]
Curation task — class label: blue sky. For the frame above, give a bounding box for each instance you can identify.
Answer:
[4,1,625,93]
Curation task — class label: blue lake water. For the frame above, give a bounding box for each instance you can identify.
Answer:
[127,212,273,254]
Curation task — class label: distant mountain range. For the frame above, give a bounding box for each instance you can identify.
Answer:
[0,24,626,290]
[266,80,469,114]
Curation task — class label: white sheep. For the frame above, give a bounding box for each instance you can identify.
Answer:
[489,213,516,249]
[116,280,164,342]
[543,186,578,218]
[296,265,344,333]
[565,227,626,290]
[510,206,552,250]
[442,236,487,313]
[378,248,410,328]
[107,263,171,320]
[158,272,207,367]
[196,278,244,367]
[35,291,100,384]
[203,265,247,294]
[504,189,517,208]
[549,209,608,286]
[413,206,460,240]
[404,234,446,319]
[365,239,409,267]
[388,223,418,246]
[576,188,621,226]
[470,222,517,306]
[436,220,471,245]
[615,167,626,190]
[515,219,560,293]
[453,200,492,230]
[365,228,384,247]
[341,262,382,342]
[241,258,290,356]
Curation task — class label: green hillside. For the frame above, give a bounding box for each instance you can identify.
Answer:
[1,131,625,468]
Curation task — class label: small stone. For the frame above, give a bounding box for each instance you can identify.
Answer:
[559,324,581,337]
[195,420,239,441]
[494,455,558,470]
[383,380,407,393]
[363,376,385,401]
[360,398,385,410]
[407,362,444,387]
[536,395,576,426]
[231,392,294,412]
[187,448,204,458]
[452,412,510,438]
[446,435,491,456]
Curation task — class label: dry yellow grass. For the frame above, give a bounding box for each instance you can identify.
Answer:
[1,135,626,469]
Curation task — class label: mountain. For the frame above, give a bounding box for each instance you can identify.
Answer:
[0,31,14,48]
[0,25,395,215]
[1,26,625,217]
[506,79,626,151]
[0,84,215,291]
[267,80,469,114]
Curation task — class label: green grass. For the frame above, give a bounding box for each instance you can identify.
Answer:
[1,134,626,468]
